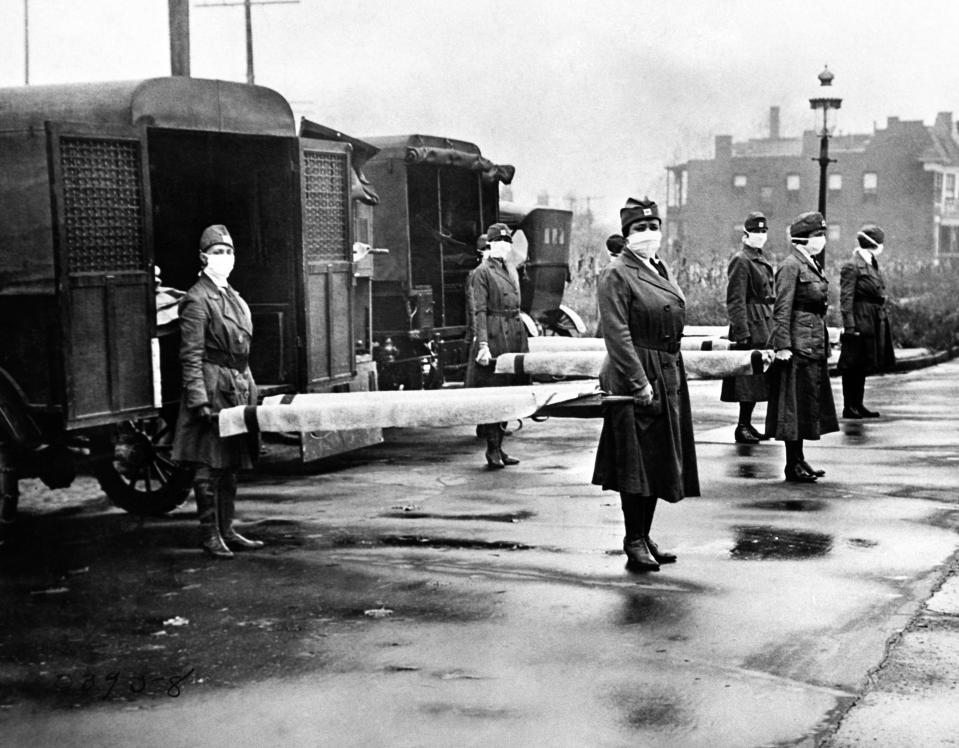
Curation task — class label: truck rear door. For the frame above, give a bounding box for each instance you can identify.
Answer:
[47,123,157,428]
[297,139,355,389]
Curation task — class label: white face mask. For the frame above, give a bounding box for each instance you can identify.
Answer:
[488,241,511,260]
[744,232,768,250]
[204,252,235,280]
[626,230,662,259]
[802,236,826,255]
[871,244,884,256]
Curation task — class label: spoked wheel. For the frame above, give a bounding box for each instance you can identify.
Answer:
[94,417,194,516]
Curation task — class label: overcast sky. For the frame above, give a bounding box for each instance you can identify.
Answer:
[3,0,959,226]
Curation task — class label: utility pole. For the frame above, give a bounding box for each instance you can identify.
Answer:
[168,0,191,76]
[196,0,299,86]
[23,0,29,84]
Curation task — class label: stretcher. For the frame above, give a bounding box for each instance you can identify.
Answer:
[218,382,600,437]
[218,346,771,437]
[495,348,773,380]
[526,336,738,352]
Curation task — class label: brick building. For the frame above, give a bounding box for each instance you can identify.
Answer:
[665,107,959,268]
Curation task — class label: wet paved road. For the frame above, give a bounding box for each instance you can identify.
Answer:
[1,361,958,746]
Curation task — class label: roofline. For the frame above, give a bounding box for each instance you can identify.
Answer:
[0,77,295,136]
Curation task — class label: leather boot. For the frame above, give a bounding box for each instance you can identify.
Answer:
[785,441,817,483]
[621,497,659,571]
[641,497,676,564]
[483,425,505,469]
[218,473,264,551]
[498,424,519,466]
[194,477,234,559]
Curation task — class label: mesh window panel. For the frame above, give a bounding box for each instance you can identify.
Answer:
[61,137,145,273]
[303,150,349,262]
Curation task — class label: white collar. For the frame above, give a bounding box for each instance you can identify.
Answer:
[203,268,230,288]
[792,243,820,269]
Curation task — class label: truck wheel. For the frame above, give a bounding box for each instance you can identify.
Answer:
[94,417,194,516]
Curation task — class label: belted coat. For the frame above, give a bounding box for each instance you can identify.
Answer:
[721,244,775,402]
[592,251,699,501]
[465,256,528,388]
[172,273,258,469]
[837,251,895,374]
[764,248,838,441]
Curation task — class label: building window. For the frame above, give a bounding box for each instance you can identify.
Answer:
[733,174,747,189]
[668,169,686,207]
[946,174,957,200]
[862,172,877,193]
[935,172,943,197]
[760,186,773,203]
[786,174,800,201]
[828,224,841,243]
[828,173,842,192]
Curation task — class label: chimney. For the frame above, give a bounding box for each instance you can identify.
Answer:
[169,0,191,77]
[715,135,733,160]
[769,106,781,140]
[935,112,953,134]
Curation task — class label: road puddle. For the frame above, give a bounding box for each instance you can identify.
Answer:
[379,510,536,523]
[729,526,833,560]
[377,535,533,550]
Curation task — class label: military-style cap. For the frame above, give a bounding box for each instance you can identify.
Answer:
[606,234,626,256]
[486,223,512,242]
[620,196,661,234]
[744,211,767,232]
[857,224,885,248]
[789,211,826,239]
[199,224,234,252]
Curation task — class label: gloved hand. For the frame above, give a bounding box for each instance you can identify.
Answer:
[195,404,215,425]
[774,349,793,361]
[633,382,654,406]
[475,343,492,367]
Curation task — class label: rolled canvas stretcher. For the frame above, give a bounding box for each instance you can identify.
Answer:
[495,349,773,380]
[218,381,598,437]
[527,336,737,352]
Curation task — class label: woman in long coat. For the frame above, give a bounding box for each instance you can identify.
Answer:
[838,224,895,418]
[593,197,699,572]
[466,222,528,468]
[765,211,839,483]
[722,211,775,443]
[172,224,263,558]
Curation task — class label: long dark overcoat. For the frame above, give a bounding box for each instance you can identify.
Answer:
[592,251,700,501]
[721,244,775,402]
[465,257,528,388]
[764,248,838,441]
[837,252,895,374]
[172,273,258,469]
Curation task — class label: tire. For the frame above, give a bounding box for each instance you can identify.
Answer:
[94,417,194,516]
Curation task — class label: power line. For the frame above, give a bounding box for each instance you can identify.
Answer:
[196,0,300,85]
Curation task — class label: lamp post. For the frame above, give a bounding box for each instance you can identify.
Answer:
[809,66,842,220]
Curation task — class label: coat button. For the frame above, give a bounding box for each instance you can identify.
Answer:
[664,304,671,311]
[663,334,672,340]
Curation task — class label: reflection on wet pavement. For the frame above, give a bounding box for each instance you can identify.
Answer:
[741,499,827,512]
[730,526,833,560]
[617,591,687,627]
[731,462,775,479]
[841,422,866,443]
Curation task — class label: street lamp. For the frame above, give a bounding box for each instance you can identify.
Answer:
[809,66,842,220]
